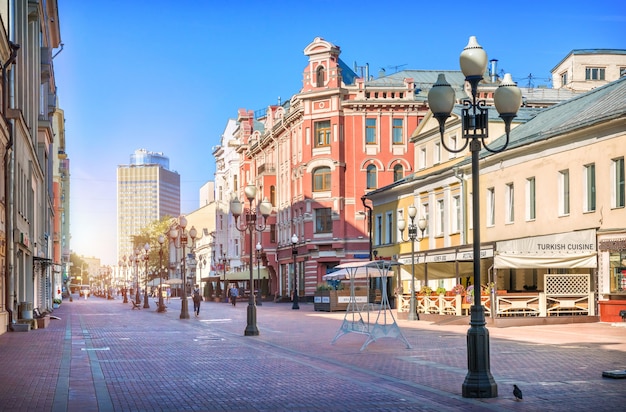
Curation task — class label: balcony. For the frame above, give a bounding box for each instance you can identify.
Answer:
[257,164,276,175]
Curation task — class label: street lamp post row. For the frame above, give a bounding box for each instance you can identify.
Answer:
[169,215,197,319]
[230,184,272,336]
[157,234,166,313]
[427,36,522,398]
[397,205,427,321]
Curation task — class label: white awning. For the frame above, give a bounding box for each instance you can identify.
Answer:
[494,229,597,269]
[224,268,269,281]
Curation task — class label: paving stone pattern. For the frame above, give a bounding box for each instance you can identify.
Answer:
[0,296,625,411]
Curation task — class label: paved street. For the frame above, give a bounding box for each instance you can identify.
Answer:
[0,296,625,411]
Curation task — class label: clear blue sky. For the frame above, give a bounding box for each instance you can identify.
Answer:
[54,0,625,264]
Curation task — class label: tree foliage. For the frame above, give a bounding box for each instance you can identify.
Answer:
[131,215,176,279]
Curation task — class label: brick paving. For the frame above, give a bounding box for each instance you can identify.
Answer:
[0,296,625,411]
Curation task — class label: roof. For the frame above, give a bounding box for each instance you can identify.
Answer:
[487,76,626,154]
[338,58,358,85]
[551,49,626,72]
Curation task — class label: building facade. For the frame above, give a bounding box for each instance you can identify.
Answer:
[551,49,626,91]
[116,149,180,263]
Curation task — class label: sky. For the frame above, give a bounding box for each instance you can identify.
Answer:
[54,0,625,265]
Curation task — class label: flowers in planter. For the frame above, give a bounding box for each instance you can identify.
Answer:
[452,284,465,295]
[53,298,62,305]
[316,283,333,291]
[419,285,432,295]
[465,285,474,303]
[436,287,447,295]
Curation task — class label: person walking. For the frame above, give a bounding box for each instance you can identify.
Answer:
[192,284,201,317]
[228,284,239,307]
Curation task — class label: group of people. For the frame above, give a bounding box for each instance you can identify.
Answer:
[191,283,240,317]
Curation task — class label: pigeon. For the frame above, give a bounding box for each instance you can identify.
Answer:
[513,384,523,401]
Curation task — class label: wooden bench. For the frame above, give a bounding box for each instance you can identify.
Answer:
[131,300,141,310]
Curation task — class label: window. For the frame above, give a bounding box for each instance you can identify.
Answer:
[385,211,393,244]
[448,134,458,158]
[366,164,377,189]
[419,148,427,169]
[421,203,429,236]
[365,118,377,144]
[375,214,383,245]
[584,163,596,212]
[393,164,403,182]
[487,187,495,226]
[559,170,570,215]
[526,177,536,220]
[506,183,514,223]
[392,119,403,144]
[434,142,441,164]
[452,195,461,233]
[314,120,331,147]
[315,208,332,233]
[436,199,444,236]
[313,167,331,191]
[585,67,605,81]
[560,72,568,87]
[270,185,276,206]
[613,157,625,208]
[316,66,325,87]
[233,175,238,191]
[270,224,276,243]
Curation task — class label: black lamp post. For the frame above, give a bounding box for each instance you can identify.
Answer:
[428,36,521,398]
[143,243,150,309]
[157,234,166,312]
[256,242,263,306]
[397,205,427,321]
[169,216,197,319]
[220,253,229,303]
[121,256,128,303]
[230,184,272,336]
[134,248,141,305]
[291,234,299,310]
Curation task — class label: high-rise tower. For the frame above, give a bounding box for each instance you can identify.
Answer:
[117,149,180,261]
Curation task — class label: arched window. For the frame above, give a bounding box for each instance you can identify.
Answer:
[316,65,325,87]
[366,164,377,189]
[393,164,404,182]
[270,185,276,206]
[313,167,331,191]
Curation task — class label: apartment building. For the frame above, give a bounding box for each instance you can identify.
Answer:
[552,49,626,91]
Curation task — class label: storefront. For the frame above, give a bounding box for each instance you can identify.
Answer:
[597,235,626,322]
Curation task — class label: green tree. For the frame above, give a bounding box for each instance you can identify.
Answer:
[132,215,175,279]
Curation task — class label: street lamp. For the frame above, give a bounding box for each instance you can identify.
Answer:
[121,255,128,303]
[256,242,262,306]
[291,234,299,310]
[157,234,166,312]
[220,253,229,303]
[134,248,141,305]
[143,242,150,308]
[169,216,197,319]
[397,205,427,321]
[230,184,272,336]
[427,36,521,398]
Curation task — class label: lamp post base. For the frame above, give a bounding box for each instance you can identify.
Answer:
[408,298,419,321]
[244,303,259,336]
[143,291,150,308]
[180,297,190,319]
[157,296,166,313]
[462,305,497,398]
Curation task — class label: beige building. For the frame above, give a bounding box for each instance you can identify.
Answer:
[551,49,626,91]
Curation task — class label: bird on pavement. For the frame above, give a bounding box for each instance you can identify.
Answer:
[513,384,523,401]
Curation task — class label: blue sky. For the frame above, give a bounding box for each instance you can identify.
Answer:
[54,0,625,264]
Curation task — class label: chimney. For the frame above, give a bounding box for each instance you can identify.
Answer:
[489,59,498,83]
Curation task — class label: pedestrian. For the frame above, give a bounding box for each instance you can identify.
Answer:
[166,287,171,303]
[192,284,201,317]
[228,284,239,306]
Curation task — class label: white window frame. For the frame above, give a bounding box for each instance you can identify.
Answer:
[505,183,514,224]
[584,163,596,212]
[486,187,495,227]
[612,157,625,208]
[558,169,570,216]
[526,177,536,221]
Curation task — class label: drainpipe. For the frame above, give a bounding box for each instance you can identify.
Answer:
[361,196,373,260]
[3,33,19,328]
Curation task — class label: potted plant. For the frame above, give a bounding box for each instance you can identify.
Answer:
[452,284,465,295]
[419,285,432,295]
[53,298,61,309]
[436,287,447,296]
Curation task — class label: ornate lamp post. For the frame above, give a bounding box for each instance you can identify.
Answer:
[230,184,272,336]
[169,216,197,319]
[256,242,262,306]
[291,234,299,310]
[120,256,128,303]
[157,234,166,312]
[220,253,229,303]
[143,243,151,308]
[427,36,522,398]
[397,205,427,321]
[134,248,141,305]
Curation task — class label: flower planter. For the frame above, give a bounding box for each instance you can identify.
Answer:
[36,316,50,329]
[314,290,367,311]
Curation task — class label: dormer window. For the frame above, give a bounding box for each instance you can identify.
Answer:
[316,66,326,87]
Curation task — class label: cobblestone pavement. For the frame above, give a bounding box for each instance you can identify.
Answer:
[0,296,625,411]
